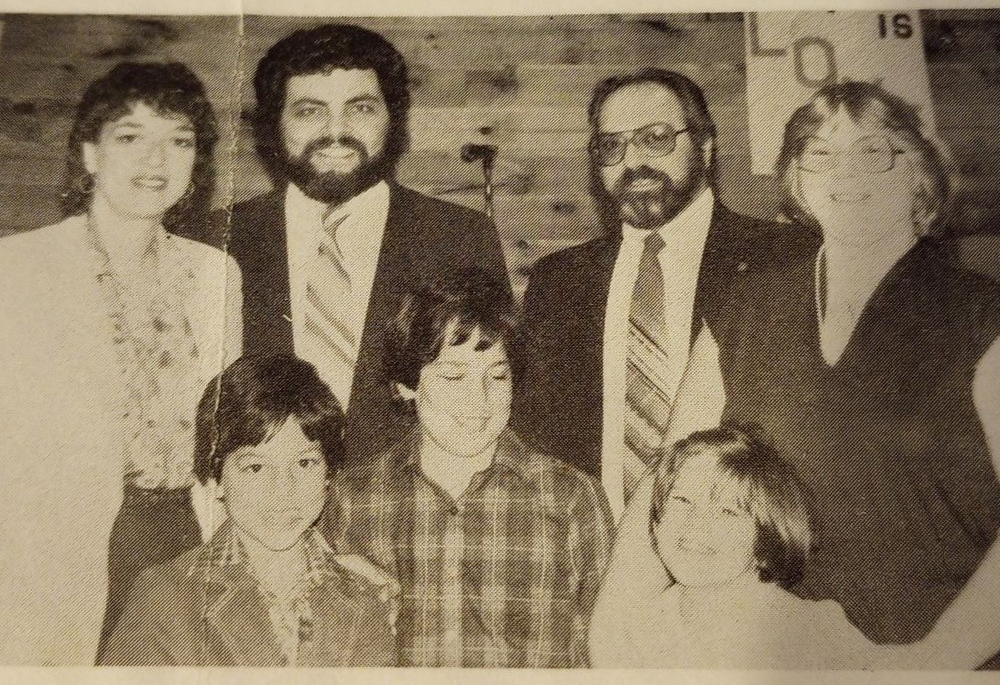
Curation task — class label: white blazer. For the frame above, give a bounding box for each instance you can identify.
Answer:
[0,215,242,665]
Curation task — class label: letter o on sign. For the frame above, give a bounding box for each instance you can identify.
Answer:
[792,36,837,88]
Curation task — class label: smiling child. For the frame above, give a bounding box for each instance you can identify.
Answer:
[590,425,886,668]
[325,268,614,667]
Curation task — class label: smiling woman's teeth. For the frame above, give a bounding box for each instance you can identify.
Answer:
[678,539,716,555]
[134,177,167,189]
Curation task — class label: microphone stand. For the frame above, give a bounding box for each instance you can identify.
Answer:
[461,144,498,221]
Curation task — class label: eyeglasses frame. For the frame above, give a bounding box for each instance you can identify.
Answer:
[589,122,692,167]
[797,134,908,175]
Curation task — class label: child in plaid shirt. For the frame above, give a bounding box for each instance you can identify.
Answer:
[325,268,614,667]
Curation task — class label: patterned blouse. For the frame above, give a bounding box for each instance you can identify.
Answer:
[84,221,202,489]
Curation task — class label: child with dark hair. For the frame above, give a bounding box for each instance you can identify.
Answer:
[100,355,397,667]
[589,425,884,668]
[325,268,614,668]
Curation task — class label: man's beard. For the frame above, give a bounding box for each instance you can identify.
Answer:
[281,134,396,206]
[609,155,706,230]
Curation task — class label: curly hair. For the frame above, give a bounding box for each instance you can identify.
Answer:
[59,61,218,233]
[252,23,410,185]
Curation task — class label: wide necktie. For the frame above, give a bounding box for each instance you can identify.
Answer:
[301,210,357,406]
[624,232,672,501]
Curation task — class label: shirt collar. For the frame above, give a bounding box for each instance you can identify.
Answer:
[285,180,390,224]
[285,180,391,269]
[393,426,533,483]
[81,213,175,279]
[622,187,714,247]
[190,518,335,588]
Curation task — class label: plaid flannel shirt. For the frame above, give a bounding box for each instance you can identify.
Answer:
[325,428,614,668]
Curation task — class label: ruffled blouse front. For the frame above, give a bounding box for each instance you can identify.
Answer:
[84,221,202,489]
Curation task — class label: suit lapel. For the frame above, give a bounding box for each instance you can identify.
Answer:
[570,237,618,417]
[265,191,294,350]
[692,203,741,346]
[356,183,414,361]
[202,564,286,666]
[591,238,620,329]
[344,185,417,450]
[298,570,364,667]
[238,190,294,354]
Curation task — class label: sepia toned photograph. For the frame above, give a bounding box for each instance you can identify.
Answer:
[0,3,999,678]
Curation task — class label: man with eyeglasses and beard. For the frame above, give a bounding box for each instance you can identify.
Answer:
[230,24,509,462]
[514,68,814,518]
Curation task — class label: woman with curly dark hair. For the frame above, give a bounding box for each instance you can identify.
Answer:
[0,61,241,664]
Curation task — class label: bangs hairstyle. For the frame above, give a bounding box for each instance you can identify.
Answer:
[252,23,410,184]
[60,61,218,233]
[650,425,814,589]
[775,80,957,238]
[386,268,520,397]
[586,68,717,233]
[193,354,346,484]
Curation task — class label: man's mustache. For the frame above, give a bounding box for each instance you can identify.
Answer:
[613,166,675,198]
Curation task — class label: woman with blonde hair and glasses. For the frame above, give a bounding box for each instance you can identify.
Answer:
[625,81,1000,668]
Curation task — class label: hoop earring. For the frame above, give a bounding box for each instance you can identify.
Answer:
[75,172,95,194]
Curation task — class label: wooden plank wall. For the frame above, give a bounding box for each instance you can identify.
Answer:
[0,11,997,293]
[0,15,241,235]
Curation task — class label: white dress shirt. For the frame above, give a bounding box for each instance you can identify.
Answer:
[600,188,715,518]
[285,180,391,407]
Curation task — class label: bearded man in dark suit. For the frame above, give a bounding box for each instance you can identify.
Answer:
[230,24,508,461]
[514,68,814,517]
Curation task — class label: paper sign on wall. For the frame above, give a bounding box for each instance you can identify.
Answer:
[744,11,935,175]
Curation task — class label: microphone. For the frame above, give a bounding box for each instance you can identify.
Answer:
[459,144,498,221]
[461,143,497,164]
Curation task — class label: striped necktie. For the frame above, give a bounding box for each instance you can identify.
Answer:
[623,231,671,500]
[301,210,357,405]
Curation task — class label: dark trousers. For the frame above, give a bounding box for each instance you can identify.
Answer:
[96,482,201,662]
